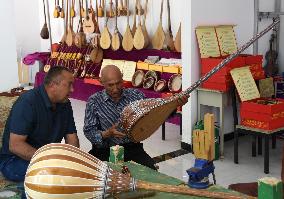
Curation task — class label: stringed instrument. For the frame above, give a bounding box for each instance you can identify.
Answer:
[40,0,49,39]
[91,0,101,48]
[60,3,68,44]
[60,0,65,18]
[98,0,104,17]
[70,0,76,18]
[100,0,112,49]
[142,0,149,48]
[164,0,175,51]
[74,0,87,48]
[131,0,137,35]
[122,0,133,51]
[117,0,123,16]
[83,0,95,34]
[111,0,122,50]
[25,143,255,199]
[152,0,165,50]
[133,0,145,50]
[174,23,181,52]
[108,0,115,18]
[94,48,104,63]
[53,0,60,18]
[80,0,85,17]
[66,0,75,46]
[264,31,278,77]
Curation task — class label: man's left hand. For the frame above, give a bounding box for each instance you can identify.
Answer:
[176,95,188,106]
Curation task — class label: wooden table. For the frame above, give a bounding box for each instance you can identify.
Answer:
[234,125,284,174]
[197,88,231,158]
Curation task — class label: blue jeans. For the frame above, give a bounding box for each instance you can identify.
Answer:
[0,155,29,199]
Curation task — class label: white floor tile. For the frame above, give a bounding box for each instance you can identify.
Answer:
[71,98,283,189]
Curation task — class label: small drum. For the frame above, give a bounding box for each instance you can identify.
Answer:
[131,70,145,87]
[154,79,167,92]
[168,74,182,92]
[143,77,155,89]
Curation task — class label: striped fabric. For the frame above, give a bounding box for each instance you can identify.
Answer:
[84,89,145,148]
[25,143,110,199]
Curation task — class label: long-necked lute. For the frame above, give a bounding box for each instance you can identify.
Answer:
[120,18,280,143]
[25,143,255,199]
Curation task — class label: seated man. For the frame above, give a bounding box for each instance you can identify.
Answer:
[84,65,189,170]
[84,65,156,169]
[0,66,79,182]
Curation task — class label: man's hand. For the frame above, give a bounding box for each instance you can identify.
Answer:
[101,124,126,139]
[176,95,188,106]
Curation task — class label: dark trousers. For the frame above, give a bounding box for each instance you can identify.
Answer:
[89,142,156,170]
[0,155,29,199]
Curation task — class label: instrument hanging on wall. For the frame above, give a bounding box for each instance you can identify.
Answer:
[74,0,87,48]
[100,0,112,49]
[119,19,280,143]
[152,0,165,50]
[60,0,65,18]
[133,0,145,50]
[174,23,181,52]
[83,0,95,34]
[98,0,104,17]
[70,0,76,18]
[108,0,115,18]
[164,0,175,51]
[25,143,253,199]
[40,0,49,39]
[131,0,138,35]
[111,0,122,50]
[122,0,133,51]
[264,29,279,77]
[154,79,167,92]
[142,0,149,48]
[66,0,75,46]
[53,0,60,18]
[60,1,68,43]
[80,0,85,17]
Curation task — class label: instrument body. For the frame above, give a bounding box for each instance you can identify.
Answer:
[25,143,253,199]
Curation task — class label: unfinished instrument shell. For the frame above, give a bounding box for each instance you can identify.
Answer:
[168,74,182,92]
[154,79,167,92]
[143,77,155,89]
[131,70,145,87]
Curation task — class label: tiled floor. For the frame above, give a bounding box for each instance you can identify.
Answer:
[71,98,283,189]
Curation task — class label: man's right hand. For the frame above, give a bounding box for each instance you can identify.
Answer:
[101,124,126,139]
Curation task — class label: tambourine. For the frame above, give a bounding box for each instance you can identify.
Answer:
[168,74,182,92]
[144,70,158,82]
[131,70,145,87]
[154,79,167,92]
[143,77,155,89]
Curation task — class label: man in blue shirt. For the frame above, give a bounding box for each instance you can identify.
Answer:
[84,65,157,169]
[0,66,79,182]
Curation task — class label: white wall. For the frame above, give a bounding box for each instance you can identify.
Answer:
[0,0,18,92]
[181,0,255,145]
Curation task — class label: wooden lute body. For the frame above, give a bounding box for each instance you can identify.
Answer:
[25,143,254,199]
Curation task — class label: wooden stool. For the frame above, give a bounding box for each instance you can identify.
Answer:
[234,125,284,174]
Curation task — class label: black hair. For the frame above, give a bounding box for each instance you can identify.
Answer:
[43,66,72,86]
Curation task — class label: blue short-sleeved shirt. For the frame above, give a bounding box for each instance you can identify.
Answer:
[0,85,77,157]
